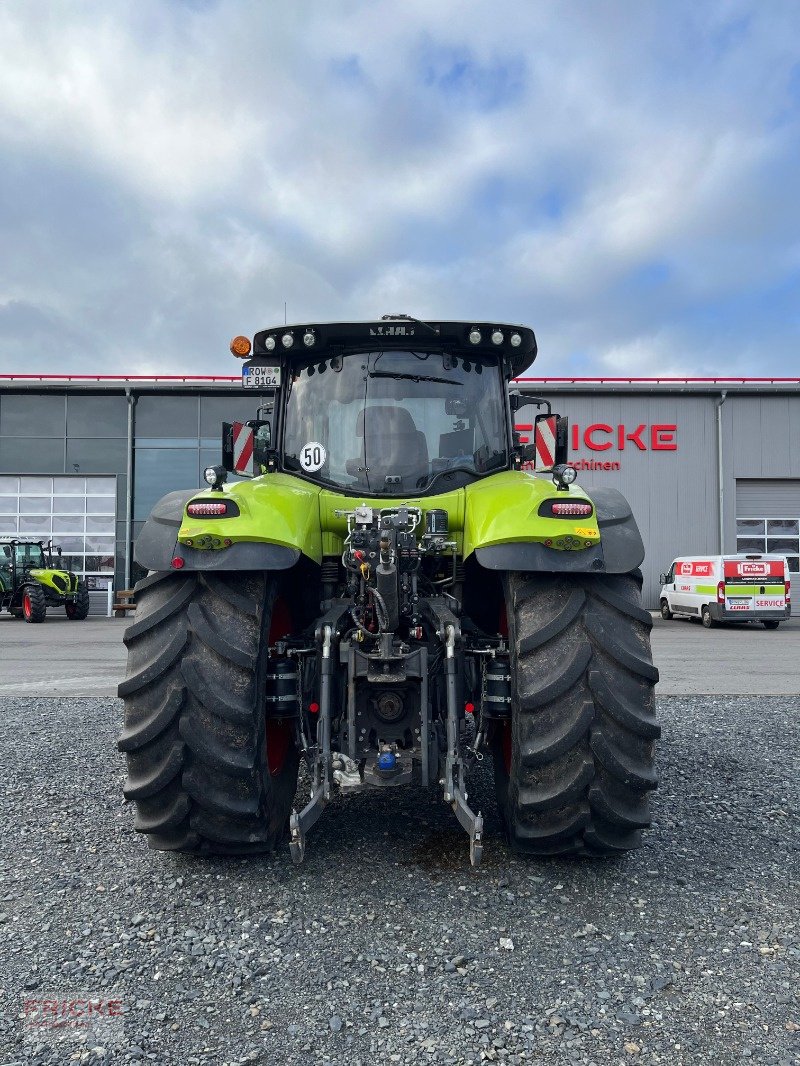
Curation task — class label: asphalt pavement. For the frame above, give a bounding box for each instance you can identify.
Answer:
[0,612,797,697]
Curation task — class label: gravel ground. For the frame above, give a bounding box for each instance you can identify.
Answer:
[0,695,797,1066]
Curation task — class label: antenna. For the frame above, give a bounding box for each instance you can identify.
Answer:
[284,301,287,325]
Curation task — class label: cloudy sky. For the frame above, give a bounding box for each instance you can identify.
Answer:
[0,0,798,378]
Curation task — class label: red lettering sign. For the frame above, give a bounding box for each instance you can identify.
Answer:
[678,561,713,577]
[584,424,613,451]
[651,424,677,450]
[618,424,646,450]
[724,560,785,579]
[571,424,679,454]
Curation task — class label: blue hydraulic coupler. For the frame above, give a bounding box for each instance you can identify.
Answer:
[377,752,397,772]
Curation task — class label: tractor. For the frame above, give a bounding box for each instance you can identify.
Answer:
[118,317,659,865]
[0,539,90,622]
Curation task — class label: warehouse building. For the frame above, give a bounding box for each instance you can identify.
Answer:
[0,374,797,611]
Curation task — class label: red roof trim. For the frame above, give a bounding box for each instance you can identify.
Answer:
[513,376,800,383]
[0,374,241,381]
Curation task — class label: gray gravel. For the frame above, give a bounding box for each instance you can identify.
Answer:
[0,695,798,1065]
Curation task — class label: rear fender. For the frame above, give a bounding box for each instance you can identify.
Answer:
[465,472,644,574]
[135,475,321,572]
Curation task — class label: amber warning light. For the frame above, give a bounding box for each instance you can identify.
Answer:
[230,335,252,357]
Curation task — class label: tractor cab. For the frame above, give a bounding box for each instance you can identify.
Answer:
[222,318,568,488]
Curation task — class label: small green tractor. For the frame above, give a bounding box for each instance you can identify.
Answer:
[118,317,659,865]
[0,539,90,622]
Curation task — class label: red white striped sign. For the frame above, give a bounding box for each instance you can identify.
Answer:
[534,415,557,470]
[232,421,255,476]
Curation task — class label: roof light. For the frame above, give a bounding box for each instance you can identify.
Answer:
[491,330,503,345]
[510,332,522,347]
[230,335,251,357]
[468,329,482,345]
[303,331,315,347]
[281,332,294,348]
[264,336,276,351]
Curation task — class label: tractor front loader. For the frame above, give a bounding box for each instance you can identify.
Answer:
[118,318,659,865]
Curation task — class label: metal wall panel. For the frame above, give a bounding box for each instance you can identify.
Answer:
[1,382,798,612]
[735,479,800,516]
[516,392,719,608]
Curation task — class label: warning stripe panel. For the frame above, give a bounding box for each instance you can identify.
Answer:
[534,415,557,471]
[232,421,255,476]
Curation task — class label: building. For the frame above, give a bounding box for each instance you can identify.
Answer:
[0,374,797,611]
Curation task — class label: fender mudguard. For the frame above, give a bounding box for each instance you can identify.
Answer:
[469,477,644,575]
[134,489,301,572]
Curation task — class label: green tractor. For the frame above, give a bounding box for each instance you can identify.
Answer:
[118,317,659,865]
[0,539,90,622]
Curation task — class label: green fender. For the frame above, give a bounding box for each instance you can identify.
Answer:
[136,475,323,572]
[138,470,643,576]
[463,471,644,574]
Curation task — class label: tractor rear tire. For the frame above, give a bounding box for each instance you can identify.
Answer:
[493,569,660,856]
[22,583,47,623]
[66,580,90,620]
[117,570,299,854]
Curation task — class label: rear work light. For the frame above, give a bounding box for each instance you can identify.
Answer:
[717,581,725,603]
[186,499,239,518]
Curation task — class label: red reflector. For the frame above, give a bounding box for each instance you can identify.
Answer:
[308,702,320,714]
[551,502,593,516]
[171,557,185,569]
[187,501,228,516]
[465,702,475,715]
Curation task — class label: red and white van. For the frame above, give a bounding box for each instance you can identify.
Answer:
[658,554,790,629]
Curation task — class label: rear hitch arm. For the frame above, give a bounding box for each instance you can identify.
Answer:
[425,602,484,867]
[289,621,336,864]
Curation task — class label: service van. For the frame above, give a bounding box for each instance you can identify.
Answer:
[658,554,790,629]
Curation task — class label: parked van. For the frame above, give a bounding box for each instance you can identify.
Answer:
[658,554,790,629]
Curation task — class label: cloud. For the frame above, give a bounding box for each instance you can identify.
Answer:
[0,0,798,377]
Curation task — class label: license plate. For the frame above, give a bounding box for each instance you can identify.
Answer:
[242,366,281,389]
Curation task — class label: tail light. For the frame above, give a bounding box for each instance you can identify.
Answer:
[786,579,791,603]
[551,502,593,516]
[538,500,594,518]
[187,501,227,516]
[717,581,725,604]
[186,499,240,518]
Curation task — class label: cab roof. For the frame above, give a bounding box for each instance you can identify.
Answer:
[250,318,537,378]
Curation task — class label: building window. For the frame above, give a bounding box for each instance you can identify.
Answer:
[0,475,116,578]
[736,517,799,573]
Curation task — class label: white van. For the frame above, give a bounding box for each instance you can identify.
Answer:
[658,554,790,629]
